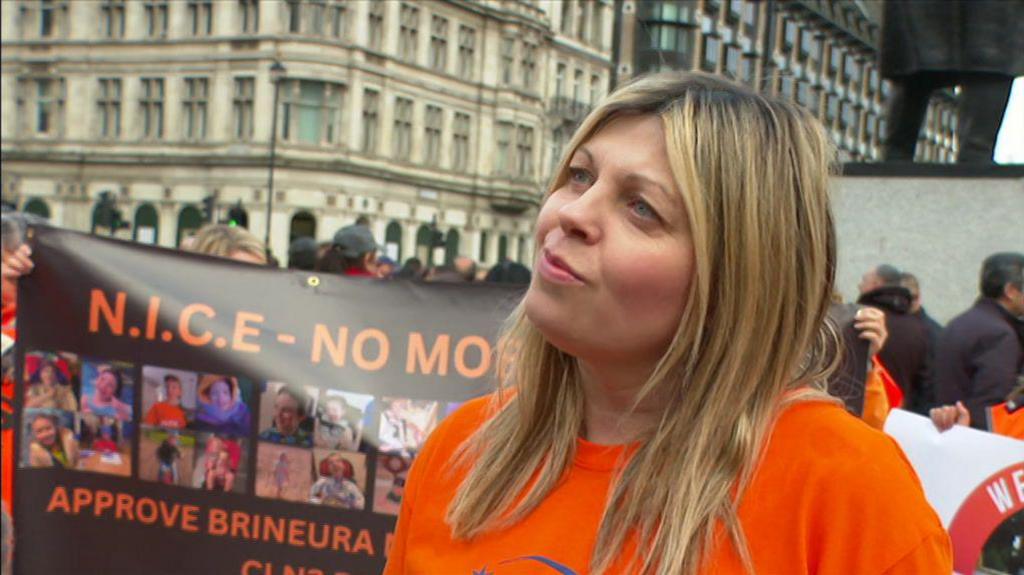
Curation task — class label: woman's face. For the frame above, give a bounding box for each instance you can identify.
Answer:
[210,380,233,409]
[32,418,57,447]
[95,371,117,400]
[39,364,56,386]
[524,115,695,368]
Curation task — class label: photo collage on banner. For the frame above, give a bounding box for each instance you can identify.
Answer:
[20,351,470,515]
[20,351,134,477]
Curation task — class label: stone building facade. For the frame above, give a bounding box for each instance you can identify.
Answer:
[616,0,959,163]
[1,0,615,267]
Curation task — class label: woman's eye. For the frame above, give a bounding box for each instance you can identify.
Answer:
[629,199,658,220]
[568,167,593,186]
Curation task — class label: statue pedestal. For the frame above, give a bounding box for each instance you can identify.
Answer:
[834,163,1024,323]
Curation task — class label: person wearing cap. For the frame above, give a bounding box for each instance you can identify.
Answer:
[288,237,318,271]
[331,224,379,278]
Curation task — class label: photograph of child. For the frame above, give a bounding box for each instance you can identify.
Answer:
[141,366,198,429]
[139,428,196,487]
[76,414,131,477]
[79,360,134,423]
[310,450,367,510]
[258,382,317,447]
[23,351,79,412]
[373,453,412,516]
[192,375,252,437]
[377,397,440,455]
[255,443,313,503]
[20,409,78,469]
[314,390,372,451]
[192,433,248,493]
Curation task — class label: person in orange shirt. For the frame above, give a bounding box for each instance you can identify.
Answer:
[931,380,1024,440]
[385,71,951,575]
[143,374,188,429]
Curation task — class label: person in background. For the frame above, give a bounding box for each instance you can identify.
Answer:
[375,256,397,279]
[319,224,378,278]
[931,379,1023,440]
[156,432,181,484]
[143,374,187,429]
[857,264,931,413]
[484,259,532,285]
[81,366,131,422]
[900,272,943,346]
[194,376,250,436]
[394,258,424,280]
[187,224,267,265]
[934,252,1024,429]
[287,237,318,271]
[309,453,365,509]
[427,257,478,283]
[259,384,313,447]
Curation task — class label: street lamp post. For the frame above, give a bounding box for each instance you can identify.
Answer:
[265,61,287,250]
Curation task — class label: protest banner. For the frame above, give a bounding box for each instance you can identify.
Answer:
[11,226,520,574]
[886,409,1024,574]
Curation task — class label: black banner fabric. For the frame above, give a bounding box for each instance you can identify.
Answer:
[13,227,520,575]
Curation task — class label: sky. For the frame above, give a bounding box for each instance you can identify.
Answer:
[994,77,1024,164]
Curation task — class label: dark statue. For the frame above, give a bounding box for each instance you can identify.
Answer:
[880,0,1024,163]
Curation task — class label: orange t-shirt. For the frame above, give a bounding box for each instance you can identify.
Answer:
[142,402,187,429]
[385,397,951,574]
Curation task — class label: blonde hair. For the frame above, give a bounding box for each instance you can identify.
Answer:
[447,71,840,574]
[189,224,267,263]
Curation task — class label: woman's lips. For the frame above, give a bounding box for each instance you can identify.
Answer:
[539,249,585,285]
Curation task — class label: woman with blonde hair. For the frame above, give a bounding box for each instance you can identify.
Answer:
[385,72,950,574]
[187,224,267,265]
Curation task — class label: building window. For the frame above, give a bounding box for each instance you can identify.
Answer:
[97,78,121,138]
[846,54,861,93]
[392,97,413,160]
[286,0,302,33]
[742,0,759,38]
[741,56,756,85]
[701,35,720,72]
[328,0,346,38]
[367,1,384,50]
[724,44,741,79]
[139,78,164,140]
[399,3,419,62]
[452,112,470,171]
[576,1,588,41]
[589,74,601,105]
[495,121,513,175]
[560,0,572,34]
[555,63,567,98]
[516,125,534,178]
[572,69,583,103]
[500,37,515,86]
[800,28,821,72]
[307,0,326,36]
[726,0,742,22]
[281,80,345,145]
[781,17,797,55]
[238,0,258,33]
[429,15,448,71]
[424,105,443,166]
[550,126,566,173]
[828,45,842,80]
[22,0,68,38]
[704,0,721,19]
[182,78,208,141]
[521,41,537,88]
[232,77,254,140]
[825,94,838,125]
[187,0,213,36]
[40,0,54,36]
[649,24,689,52]
[780,75,794,98]
[144,1,168,37]
[796,80,810,107]
[30,78,63,136]
[100,0,126,39]
[457,26,476,78]
[361,89,379,153]
[589,2,603,47]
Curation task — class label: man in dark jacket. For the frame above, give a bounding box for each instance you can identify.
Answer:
[934,252,1024,430]
[857,264,931,413]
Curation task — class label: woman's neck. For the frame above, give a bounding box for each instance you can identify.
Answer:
[577,359,665,445]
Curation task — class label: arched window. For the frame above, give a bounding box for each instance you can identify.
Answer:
[289,210,317,243]
[415,224,433,264]
[385,220,403,262]
[22,198,50,219]
[133,203,159,244]
[518,235,528,263]
[445,229,460,265]
[498,234,509,262]
[177,205,203,246]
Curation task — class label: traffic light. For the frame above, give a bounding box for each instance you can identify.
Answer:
[227,201,248,228]
[201,195,216,223]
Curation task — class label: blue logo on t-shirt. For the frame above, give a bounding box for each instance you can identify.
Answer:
[473,555,578,575]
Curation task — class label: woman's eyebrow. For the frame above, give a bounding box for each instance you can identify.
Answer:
[623,173,675,206]
[574,146,595,164]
